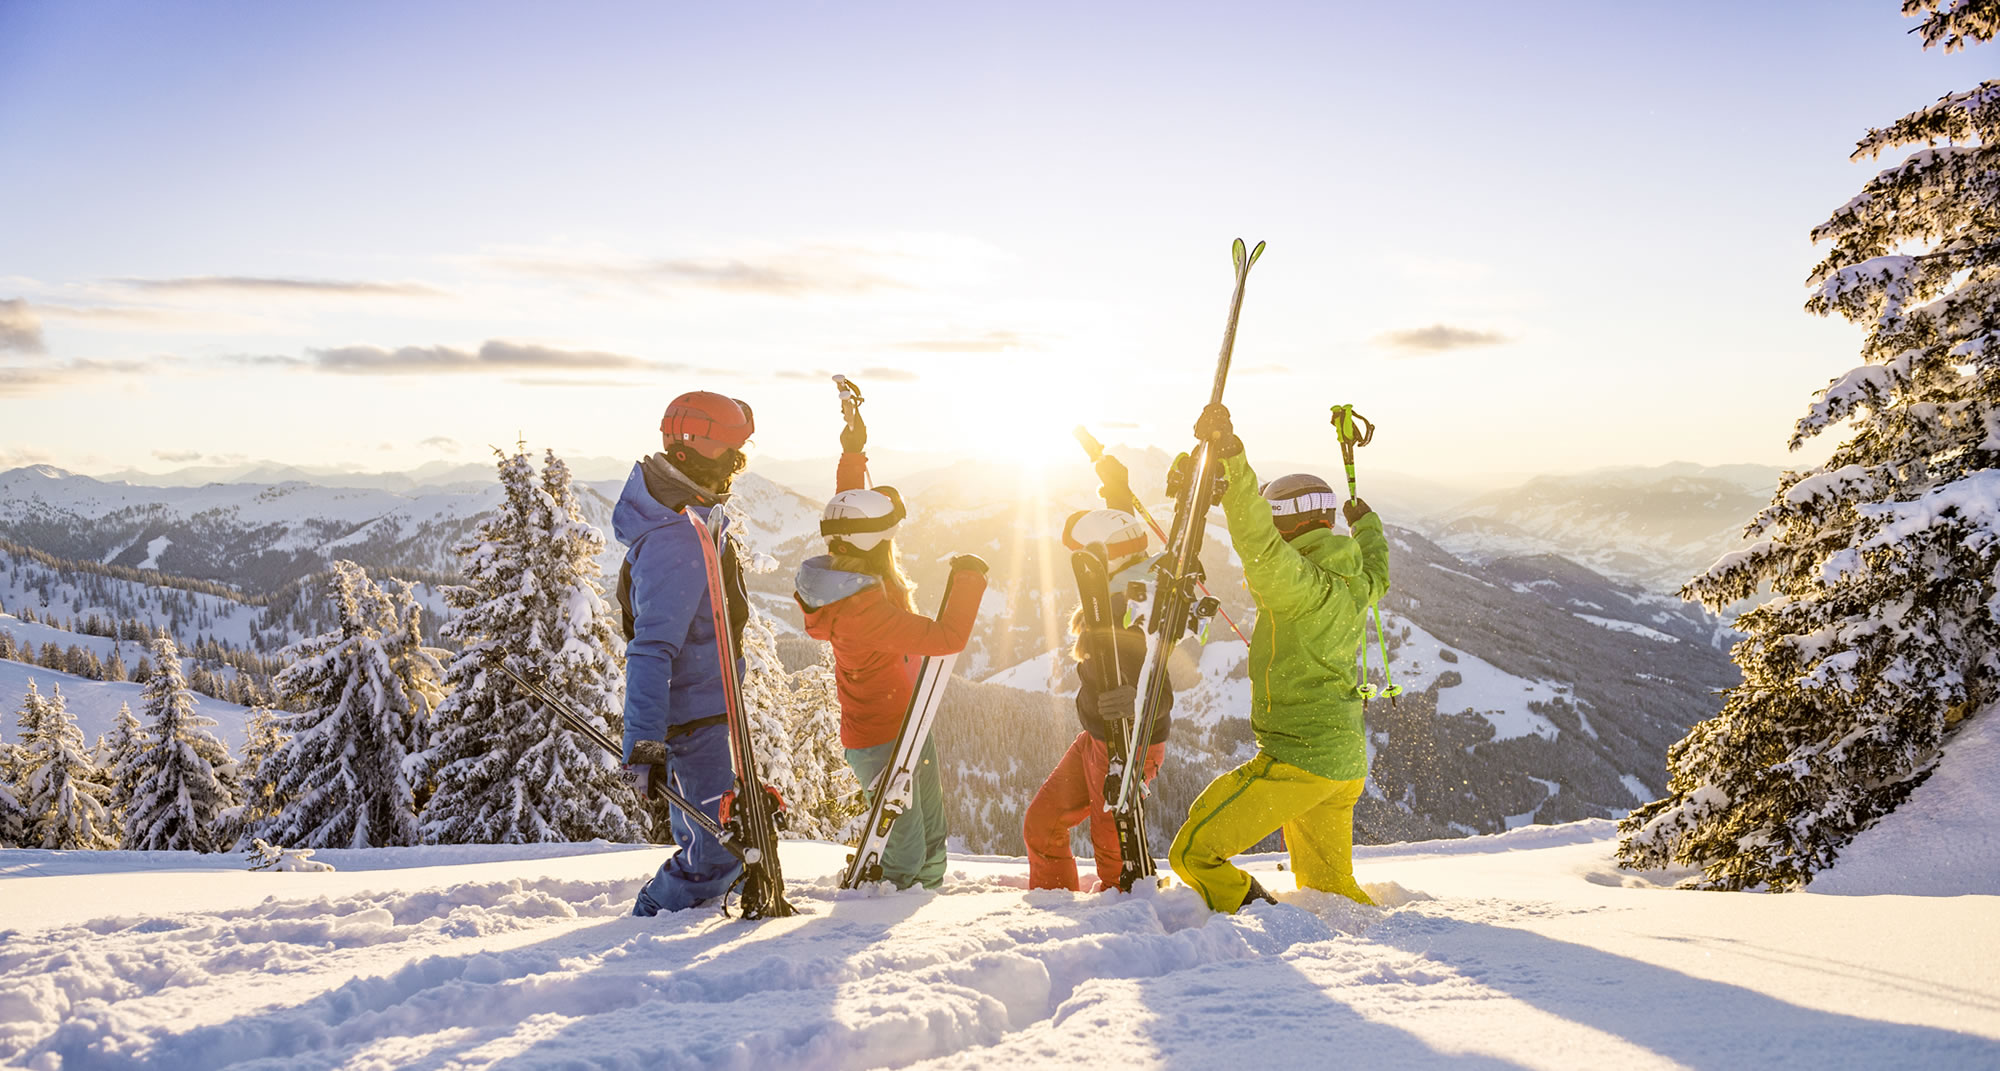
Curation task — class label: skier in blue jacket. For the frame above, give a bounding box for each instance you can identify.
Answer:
[616,390,757,915]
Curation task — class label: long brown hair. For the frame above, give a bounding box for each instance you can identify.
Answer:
[829,538,916,612]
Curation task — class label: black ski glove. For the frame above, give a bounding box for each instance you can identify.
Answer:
[625,739,668,801]
[1342,496,1373,526]
[1193,403,1243,460]
[840,410,867,454]
[1094,683,1137,722]
[949,553,989,576]
[1095,455,1138,512]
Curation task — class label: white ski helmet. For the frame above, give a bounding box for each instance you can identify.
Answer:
[1062,508,1149,572]
[820,485,907,552]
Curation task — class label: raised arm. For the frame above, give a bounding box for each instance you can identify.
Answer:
[1219,451,1338,619]
[846,563,989,656]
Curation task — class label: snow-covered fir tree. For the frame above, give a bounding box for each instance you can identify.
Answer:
[1621,3,2000,890]
[781,647,866,841]
[14,680,116,850]
[100,701,147,833]
[232,706,289,836]
[735,574,802,831]
[253,562,442,849]
[421,448,642,844]
[125,637,239,852]
[0,740,25,847]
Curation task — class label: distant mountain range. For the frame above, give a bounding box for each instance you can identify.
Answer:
[0,455,1761,851]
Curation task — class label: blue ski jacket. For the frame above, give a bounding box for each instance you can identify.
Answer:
[615,456,747,761]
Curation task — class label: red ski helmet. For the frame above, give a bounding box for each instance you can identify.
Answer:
[660,391,755,449]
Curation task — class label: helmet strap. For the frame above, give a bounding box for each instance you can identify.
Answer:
[666,440,746,493]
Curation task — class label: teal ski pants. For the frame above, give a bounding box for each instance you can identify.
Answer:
[845,734,947,889]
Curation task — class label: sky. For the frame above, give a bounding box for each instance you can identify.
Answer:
[0,0,1989,485]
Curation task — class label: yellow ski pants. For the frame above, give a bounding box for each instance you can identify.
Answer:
[1168,752,1374,912]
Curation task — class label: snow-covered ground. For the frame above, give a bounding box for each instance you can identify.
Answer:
[3,799,1995,1068]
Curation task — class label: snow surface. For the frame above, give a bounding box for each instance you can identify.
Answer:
[1808,709,2000,897]
[1,821,1993,1069]
[1571,613,1682,644]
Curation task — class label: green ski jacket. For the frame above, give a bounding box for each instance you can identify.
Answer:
[1218,452,1390,782]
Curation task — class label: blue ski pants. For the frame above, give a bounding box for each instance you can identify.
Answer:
[633,721,744,915]
[845,734,947,889]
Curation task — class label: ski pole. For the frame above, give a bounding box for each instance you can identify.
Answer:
[1328,405,1401,703]
[1074,425,1249,645]
[491,659,731,844]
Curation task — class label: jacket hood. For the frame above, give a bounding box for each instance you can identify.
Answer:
[613,455,728,546]
[795,554,881,613]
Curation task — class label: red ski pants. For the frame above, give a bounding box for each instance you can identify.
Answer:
[1023,731,1166,891]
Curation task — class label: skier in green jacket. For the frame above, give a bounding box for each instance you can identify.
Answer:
[1168,402,1390,912]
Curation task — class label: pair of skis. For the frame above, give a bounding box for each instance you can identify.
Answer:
[840,574,963,888]
[826,372,964,890]
[1094,236,1266,891]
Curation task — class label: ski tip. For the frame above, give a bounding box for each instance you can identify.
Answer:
[1072,425,1102,456]
[1231,237,1246,271]
[1248,240,1266,267]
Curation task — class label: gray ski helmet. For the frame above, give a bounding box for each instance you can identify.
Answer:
[1261,473,1340,536]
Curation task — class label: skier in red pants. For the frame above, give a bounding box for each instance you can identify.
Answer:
[1022,508,1173,891]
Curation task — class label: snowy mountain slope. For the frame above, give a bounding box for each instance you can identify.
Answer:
[0,658,255,751]
[0,824,1992,1069]
[949,519,1738,852]
[1425,462,1780,595]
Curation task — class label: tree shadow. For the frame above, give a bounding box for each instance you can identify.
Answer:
[1366,911,2000,1068]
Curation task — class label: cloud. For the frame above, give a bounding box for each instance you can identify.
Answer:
[1377,324,1510,354]
[495,249,907,297]
[0,299,46,354]
[419,436,461,453]
[887,330,1030,353]
[0,448,50,468]
[0,359,148,396]
[857,366,920,382]
[226,353,310,367]
[309,340,669,376]
[118,276,446,298]
[152,449,203,463]
[509,377,652,388]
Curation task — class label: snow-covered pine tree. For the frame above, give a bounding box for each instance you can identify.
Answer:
[232,706,289,836]
[420,448,642,844]
[125,637,238,852]
[782,647,866,841]
[0,739,25,847]
[1620,2,2000,890]
[252,561,441,849]
[736,597,802,832]
[15,680,116,849]
[101,701,147,822]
